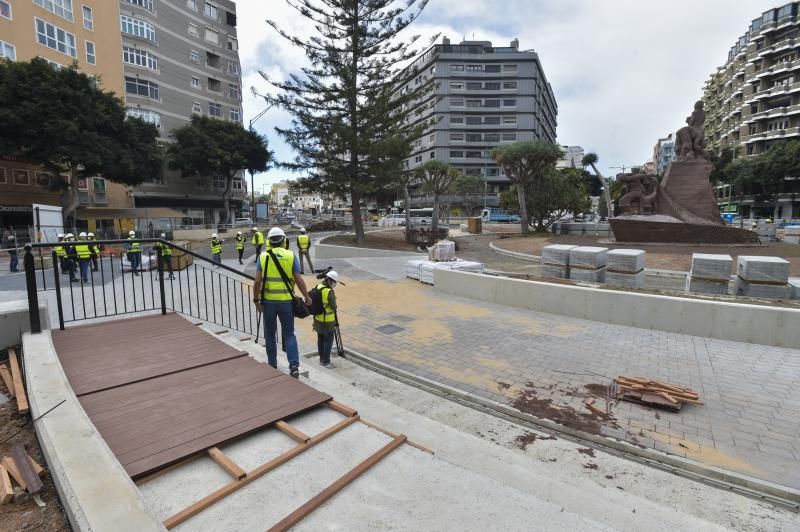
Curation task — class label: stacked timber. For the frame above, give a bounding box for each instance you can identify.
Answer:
[686,253,732,295]
[614,376,702,411]
[734,256,791,299]
[568,246,607,283]
[540,244,576,279]
[605,249,646,288]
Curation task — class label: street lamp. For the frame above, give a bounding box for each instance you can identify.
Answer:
[248,88,277,223]
[609,164,636,175]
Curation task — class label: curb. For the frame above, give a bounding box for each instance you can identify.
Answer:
[488,240,541,262]
[339,346,800,510]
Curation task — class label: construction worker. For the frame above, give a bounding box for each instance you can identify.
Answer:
[296,228,313,274]
[87,232,100,271]
[313,270,341,368]
[124,230,141,275]
[253,227,311,378]
[55,233,67,273]
[251,227,264,262]
[63,233,78,282]
[5,235,18,273]
[154,233,175,280]
[75,232,92,283]
[235,231,246,264]
[210,233,222,265]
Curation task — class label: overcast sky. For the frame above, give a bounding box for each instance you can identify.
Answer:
[235,0,779,193]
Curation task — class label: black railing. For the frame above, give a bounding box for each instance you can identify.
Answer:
[23,239,258,337]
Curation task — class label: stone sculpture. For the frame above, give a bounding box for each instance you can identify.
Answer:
[674,101,707,159]
[617,171,659,215]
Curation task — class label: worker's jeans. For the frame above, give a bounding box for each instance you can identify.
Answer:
[254,244,262,262]
[128,252,141,272]
[299,250,314,273]
[78,259,91,282]
[317,331,334,364]
[263,300,299,370]
[9,254,18,272]
[213,253,221,264]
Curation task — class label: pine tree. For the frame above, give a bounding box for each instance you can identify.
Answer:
[262,0,434,243]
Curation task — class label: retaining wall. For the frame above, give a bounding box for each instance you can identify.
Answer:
[315,243,421,260]
[433,269,800,348]
[0,300,48,347]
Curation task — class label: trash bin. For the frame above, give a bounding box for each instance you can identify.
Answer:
[467,217,482,234]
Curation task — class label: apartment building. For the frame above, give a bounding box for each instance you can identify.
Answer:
[653,135,675,176]
[0,0,133,234]
[400,37,557,195]
[557,145,584,169]
[120,0,245,225]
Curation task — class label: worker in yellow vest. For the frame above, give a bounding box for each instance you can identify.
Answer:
[210,233,222,266]
[296,228,313,274]
[75,232,92,283]
[253,227,311,378]
[124,230,141,275]
[62,233,79,283]
[155,233,175,280]
[55,233,68,274]
[87,232,100,271]
[251,227,264,263]
[235,231,246,264]
[313,270,340,368]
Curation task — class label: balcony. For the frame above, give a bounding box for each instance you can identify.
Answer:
[765,126,800,139]
[776,15,798,30]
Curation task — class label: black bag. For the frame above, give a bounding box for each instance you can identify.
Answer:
[266,250,310,319]
[308,286,326,316]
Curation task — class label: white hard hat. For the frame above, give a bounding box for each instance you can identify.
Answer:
[211,233,218,238]
[267,227,285,240]
[160,232,166,238]
[237,231,242,235]
[252,227,258,231]
[325,270,339,282]
[79,232,87,238]
[300,227,306,233]
[65,233,74,239]
[129,230,136,236]
[87,232,94,237]
[8,235,14,240]
[57,233,64,238]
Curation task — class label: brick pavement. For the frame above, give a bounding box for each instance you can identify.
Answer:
[296,272,800,491]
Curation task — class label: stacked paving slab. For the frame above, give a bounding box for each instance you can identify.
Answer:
[605,249,646,288]
[568,246,607,283]
[734,256,791,299]
[784,225,800,245]
[540,244,576,279]
[686,254,732,295]
[790,279,800,300]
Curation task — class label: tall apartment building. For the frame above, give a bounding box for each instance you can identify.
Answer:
[400,38,557,195]
[653,134,675,176]
[557,145,584,168]
[120,0,245,225]
[0,0,133,234]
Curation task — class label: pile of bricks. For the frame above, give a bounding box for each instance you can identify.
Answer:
[734,256,791,299]
[567,246,607,283]
[686,253,732,295]
[605,249,646,288]
[540,244,575,279]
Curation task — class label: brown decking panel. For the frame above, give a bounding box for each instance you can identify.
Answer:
[53,314,332,479]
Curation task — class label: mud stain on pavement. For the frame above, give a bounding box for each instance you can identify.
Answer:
[512,382,617,436]
[514,432,557,450]
[577,447,596,458]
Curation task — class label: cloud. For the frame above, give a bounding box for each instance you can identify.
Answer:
[236,0,777,190]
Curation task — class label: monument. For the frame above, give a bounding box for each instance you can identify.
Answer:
[609,101,759,244]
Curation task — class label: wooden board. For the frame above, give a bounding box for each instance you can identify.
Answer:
[8,349,28,415]
[207,448,246,480]
[0,465,13,504]
[1,457,25,490]
[10,445,43,494]
[0,364,14,397]
[275,421,310,443]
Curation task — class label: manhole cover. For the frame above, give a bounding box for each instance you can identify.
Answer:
[390,315,414,323]
[376,324,405,335]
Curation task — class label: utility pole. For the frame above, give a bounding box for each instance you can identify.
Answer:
[248,88,276,223]
[609,164,636,175]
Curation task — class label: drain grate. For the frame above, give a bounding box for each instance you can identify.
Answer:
[376,324,405,335]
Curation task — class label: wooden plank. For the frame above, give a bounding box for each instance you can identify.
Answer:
[1,457,25,490]
[10,445,43,494]
[656,392,679,405]
[268,435,407,532]
[134,455,202,486]
[0,364,15,397]
[8,349,28,415]
[326,399,357,417]
[0,465,13,505]
[358,418,434,455]
[207,447,246,480]
[25,453,45,478]
[275,421,310,444]
[163,415,359,530]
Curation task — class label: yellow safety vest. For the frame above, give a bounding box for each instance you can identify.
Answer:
[314,283,335,323]
[252,231,264,245]
[55,244,67,258]
[235,235,245,250]
[297,234,310,250]
[211,239,222,254]
[156,241,172,256]
[75,242,91,259]
[88,242,99,256]
[259,248,295,301]
[128,237,140,253]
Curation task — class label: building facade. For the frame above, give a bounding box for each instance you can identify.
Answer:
[120,0,246,225]
[557,145,584,169]
[653,135,675,176]
[400,38,557,195]
[0,0,133,235]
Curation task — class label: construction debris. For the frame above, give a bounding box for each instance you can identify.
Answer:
[613,376,702,411]
[7,349,28,415]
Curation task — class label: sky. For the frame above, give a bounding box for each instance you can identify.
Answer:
[234,0,780,193]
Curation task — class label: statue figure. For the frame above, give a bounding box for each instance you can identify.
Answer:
[617,170,659,215]
[675,101,707,159]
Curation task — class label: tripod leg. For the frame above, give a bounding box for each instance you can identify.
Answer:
[334,314,344,356]
[255,309,262,343]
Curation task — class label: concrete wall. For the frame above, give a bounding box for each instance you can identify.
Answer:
[434,269,800,348]
[23,331,164,532]
[315,243,421,260]
[0,300,48,348]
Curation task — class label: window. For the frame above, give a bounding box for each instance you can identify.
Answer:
[502,116,517,124]
[85,41,95,65]
[0,0,10,20]
[192,101,202,114]
[484,82,500,90]
[503,81,517,89]
[121,16,156,41]
[430,151,435,159]
[449,133,464,141]
[229,108,240,121]
[487,168,500,177]
[0,40,15,61]
[228,83,239,99]
[450,82,464,90]
[227,60,239,75]
[191,76,200,88]
[232,179,243,191]
[0,168,6,185]
[212,177,225,190]
[503,64,518,72]
[483,99,500,107]
[450,64,464,71]
[466,133,481,142]
[502,99,517,107]
[207,78,221,92]
[428,134,435,143]
[484,133,500,142]
[502,133,516,141]
[450,116,464,124]
[484,117,501,125]
[126,107,160,127]
[33,0,73,22]
[35,18,77,58]
[188,23,199,38]
[465,168,482,176]
[450,99,464,107]
[483,64,500,73]
[449,151,464,158]
[205,28,218,44]
[79,6,94,30]
[414,155,423,163]
[466,82,481,90]
[125,76,159,99]
[466,99,481,107]
[204,1,217,19]
[209,102,222,117]
[466,65,483,72]
[186,0,197,9]
[190,49,199,63]
[123,0,154,11]
[35,171,51,188]
[123,47,158,70]
[227,38,237,51]
[465,116,482,125]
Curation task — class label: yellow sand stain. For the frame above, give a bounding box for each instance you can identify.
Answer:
[647,432,762,474]
[508,315,583,337]
[407,319,453,345]
[472,356,513,371]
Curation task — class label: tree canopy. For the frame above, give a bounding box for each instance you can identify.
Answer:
[581,152,613,219]
[0,58,163,221]
[452,172,485,216]
[500,167,590,231]
[168,115,272,223]
[416,160,460,234]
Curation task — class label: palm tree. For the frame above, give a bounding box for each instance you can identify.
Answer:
[582,153,613,218]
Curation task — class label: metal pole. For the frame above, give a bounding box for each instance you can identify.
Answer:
[157,245,166,315]
[23,245,42,334]
[250,168,256,224]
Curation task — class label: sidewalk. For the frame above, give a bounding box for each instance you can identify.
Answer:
[292,258,800,494]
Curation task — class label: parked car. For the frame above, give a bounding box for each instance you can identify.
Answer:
[481,208,521,224]
[233,218,252,227]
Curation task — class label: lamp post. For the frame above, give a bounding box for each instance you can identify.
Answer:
[248,90,277,223]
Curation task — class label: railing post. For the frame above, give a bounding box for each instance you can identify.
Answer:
[51,249,65,330]
[157,245,166,315]
[23,245,42,334]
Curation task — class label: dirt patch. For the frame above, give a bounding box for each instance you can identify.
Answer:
[577,447,597,458]
[514,432,557,450]
[496,381,511,391]
[324,230,419,252]
[511,382,617,436]
[583,384,609,397]
[0,348,71,532]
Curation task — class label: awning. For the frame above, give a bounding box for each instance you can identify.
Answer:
[76,207,186,220]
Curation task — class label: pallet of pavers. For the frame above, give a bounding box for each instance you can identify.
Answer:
[686,253,732,295]
[784,225,800,244]
[405,259,425,280]
[790,279,800,300]
[568,246,607,283]
[734,256,791,299]
[418,259,484,285]
[605,249,646,288]
[540,244,576,279]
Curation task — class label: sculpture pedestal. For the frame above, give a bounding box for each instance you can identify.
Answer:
[657,159,721,222]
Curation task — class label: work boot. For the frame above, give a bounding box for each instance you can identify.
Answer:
[70,278,79,283]
[289,366,299,379]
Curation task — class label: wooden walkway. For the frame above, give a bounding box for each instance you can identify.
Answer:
[51,313,331,478]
